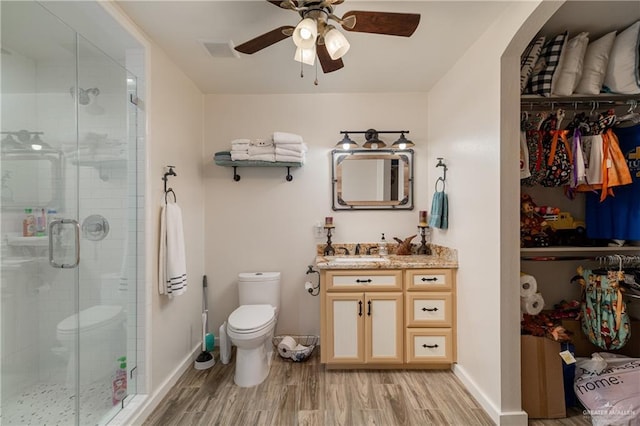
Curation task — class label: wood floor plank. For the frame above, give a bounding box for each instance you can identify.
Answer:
[144,348,588,426]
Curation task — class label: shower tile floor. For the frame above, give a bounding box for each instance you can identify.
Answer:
[1,381,114,425]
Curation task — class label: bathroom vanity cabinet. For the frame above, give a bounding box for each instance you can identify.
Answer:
[317,258,457,369]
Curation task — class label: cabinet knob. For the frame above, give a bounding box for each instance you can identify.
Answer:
[422,307,438,312]
[422,343,439,349]
[421,277,438,282]
[356,278,372,283]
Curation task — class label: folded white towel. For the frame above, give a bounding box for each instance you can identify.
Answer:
[248,145,275,155]
[232,138,251,145]
[275,147,304,157]
[231,152,250,161]
[158,202,187,297]
[249,153,276,162]
[275,143,308,153]
[273,132,303,145]
[275,154,305,163]
[252,138,273,147]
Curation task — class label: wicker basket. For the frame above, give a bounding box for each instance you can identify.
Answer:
[273,335,318,362]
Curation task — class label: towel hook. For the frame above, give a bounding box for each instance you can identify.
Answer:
[435,158,447,191]
[163,166,177,202]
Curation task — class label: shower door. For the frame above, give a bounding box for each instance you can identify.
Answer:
[1,2,138,425]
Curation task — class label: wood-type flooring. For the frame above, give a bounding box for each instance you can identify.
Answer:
[144,348,591,426]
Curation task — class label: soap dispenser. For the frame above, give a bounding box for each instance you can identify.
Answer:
[379,233,388,256]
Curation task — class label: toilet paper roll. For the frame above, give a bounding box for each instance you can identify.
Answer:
[277,336,297,359]
[519,273,538,298]
[520,293,545,316]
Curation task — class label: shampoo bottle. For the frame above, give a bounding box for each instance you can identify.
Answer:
[112,356,127,405]
[379,233,388,256]
[23,209,35,237]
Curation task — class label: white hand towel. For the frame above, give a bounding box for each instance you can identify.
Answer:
[275,154,305,163]
[273,132,303,145]
[252,138,273,147]
[248,145,276,155]
[275,146,305,157]
[248,153,276,162]
[231,138,251,145]
[275,143,308,153]
[158,202,187,297]
[231,152,250,161]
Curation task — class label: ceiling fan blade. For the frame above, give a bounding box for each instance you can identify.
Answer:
[317,42,344,73]
[235,26,295,54]
[341,11,420,37]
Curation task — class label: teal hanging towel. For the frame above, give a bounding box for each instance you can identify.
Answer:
[428,190,448,229]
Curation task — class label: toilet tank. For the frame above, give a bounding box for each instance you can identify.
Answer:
[238,272,281,311]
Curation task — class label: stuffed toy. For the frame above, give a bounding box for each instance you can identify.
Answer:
[521,194,553,247]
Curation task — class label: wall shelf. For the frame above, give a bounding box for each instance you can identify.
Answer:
[521,246,640,260]
[213,151,302,182]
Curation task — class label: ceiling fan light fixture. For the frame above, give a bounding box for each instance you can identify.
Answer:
[294,45,316,65]
[324,27,350,60]
[293,18,317,49]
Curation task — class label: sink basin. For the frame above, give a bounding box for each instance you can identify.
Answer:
[330,256,390,264]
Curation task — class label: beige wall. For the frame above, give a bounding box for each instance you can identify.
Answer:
[203,93,428,338]
[427,1,560,424]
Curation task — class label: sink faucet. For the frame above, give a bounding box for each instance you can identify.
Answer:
[366,246,378,255]
[355,244,361,255]
[337,247,350,255]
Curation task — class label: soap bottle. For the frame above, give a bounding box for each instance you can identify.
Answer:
[23,208,35,237]
[378,233,388,256]
[112,356,127,406]
[36,208,47,237]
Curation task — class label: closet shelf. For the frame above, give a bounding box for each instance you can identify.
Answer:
[521,246,640,260]
[213,151,302,182]
[521,94,640,110]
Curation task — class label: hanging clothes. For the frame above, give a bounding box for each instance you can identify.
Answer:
[586,123,640,240]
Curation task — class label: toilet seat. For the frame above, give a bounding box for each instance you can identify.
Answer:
[57,305,124,335]
[227,304,275,334]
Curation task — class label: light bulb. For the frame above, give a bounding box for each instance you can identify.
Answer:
[398,143,406,150]
[371,143,378,149]
[31,144,42,151]
[342,143,350,150]
[300,28,312,40]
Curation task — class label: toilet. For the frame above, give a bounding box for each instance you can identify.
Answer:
[226,271,280,387]
[56,274,126,387]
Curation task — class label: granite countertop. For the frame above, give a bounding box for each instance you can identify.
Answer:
[315,244,458,270]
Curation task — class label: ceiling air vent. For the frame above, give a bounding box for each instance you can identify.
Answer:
[201,40,240,59]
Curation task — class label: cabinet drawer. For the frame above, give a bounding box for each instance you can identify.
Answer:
[405,292,452,327]
[325,270,402,291]
[405,328,453,363]
[405,269,452,291]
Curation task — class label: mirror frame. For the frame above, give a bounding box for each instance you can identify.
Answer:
[331,148,414,211]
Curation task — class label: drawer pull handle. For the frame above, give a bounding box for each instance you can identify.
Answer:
[358,300,363,317]
[367,300,372,316]
[422,344,439,349]
[422,307,438,312]
[421,277,438,282]
[356,279,372,283]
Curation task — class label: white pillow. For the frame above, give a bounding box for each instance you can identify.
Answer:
[552,32,589,96]
[575,31,617,95]
[603,21,640,94]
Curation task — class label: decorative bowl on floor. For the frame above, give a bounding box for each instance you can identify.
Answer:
[273,335,318,362]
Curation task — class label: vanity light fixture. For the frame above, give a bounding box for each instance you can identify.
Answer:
[336,132,358,150]
[391,132,414,149]
[337,129,412,150]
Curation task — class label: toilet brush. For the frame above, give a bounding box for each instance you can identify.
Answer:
[194,276,215,370]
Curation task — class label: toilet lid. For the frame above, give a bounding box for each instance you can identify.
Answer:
[228,304,274,331]
[57,305,123,333]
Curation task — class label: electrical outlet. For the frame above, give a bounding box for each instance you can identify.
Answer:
[314,222,324,238]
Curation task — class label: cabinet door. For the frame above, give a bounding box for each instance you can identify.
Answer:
[326,293,365,363]
[365,292,404,364]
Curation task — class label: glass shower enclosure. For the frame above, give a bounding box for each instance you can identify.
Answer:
[1,2,140,424]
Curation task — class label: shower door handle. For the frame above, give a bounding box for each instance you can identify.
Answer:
[49,219,80,269]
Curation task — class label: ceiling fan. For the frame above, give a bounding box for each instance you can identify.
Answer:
[234,0,421,74]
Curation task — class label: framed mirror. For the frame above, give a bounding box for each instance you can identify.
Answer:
[332,149,413,210]
[1,150,64,210]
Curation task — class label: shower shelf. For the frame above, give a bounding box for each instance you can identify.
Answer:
[71,158,126,181]
[7,235,48,247]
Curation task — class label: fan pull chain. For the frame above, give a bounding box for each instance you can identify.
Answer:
[300,59,304,78]
[314,60,318,86]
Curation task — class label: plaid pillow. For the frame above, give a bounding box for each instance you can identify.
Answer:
[520,36,546,94]
[527,31,568,96]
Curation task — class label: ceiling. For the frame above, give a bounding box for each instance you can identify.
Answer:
[116,1,512,95]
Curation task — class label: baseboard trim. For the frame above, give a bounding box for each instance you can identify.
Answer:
[453,364,528,425]
[109,343,201,425]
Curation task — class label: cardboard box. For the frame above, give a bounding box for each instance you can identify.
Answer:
[561,318,640,358]
[521,335,566,419]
